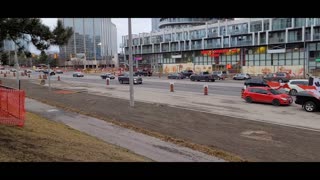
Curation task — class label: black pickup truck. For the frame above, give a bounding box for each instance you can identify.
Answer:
[190,72,216,82]
[295,91,320,112]
[134,70,152,76]
[181,70,194,78]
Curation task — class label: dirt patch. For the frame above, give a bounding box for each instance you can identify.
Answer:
[0,112,150,162]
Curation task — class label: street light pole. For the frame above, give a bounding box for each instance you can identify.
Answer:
[14,44,20,89]
[128,18,134,107]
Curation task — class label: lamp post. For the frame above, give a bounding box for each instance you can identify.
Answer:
[128,18,134,107]
[14,44,20,89]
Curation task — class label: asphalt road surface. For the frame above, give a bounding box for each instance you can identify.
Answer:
[55,73,243,97]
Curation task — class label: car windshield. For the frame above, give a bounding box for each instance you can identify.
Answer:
[269,89,282,95]
[213,72,220,75]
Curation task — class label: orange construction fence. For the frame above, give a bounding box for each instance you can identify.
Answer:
[0,85,26,127]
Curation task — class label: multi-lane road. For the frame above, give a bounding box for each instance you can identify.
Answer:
[51,72,244,96]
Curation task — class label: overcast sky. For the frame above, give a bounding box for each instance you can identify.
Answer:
[40,18,151,53]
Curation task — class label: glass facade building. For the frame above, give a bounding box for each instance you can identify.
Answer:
[59,18,117,67]
[123,18,320,77]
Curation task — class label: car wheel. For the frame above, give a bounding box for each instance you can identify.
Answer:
[304,101,317,112]
[272,99,281,106]
[245,96,253,103]
[289,89,298,96]
[211,79,215,82]
[278,79,283,83]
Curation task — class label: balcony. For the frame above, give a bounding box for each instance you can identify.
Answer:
[305,33,311,41]
[314,33,320,40]
[143,40,151,45]
[191,44,202,50]
[207,33,218,38]
[152,39,162,44]
[164,38,171,43]
[190,35,205,40]
[288,35,302,43]
[269,38,285,44]
[171,46,179,51]
[231,40,252,47]
[205,43,221,49]
[228,29,248,35]
[162,48,169,52]
[142,49,152,54]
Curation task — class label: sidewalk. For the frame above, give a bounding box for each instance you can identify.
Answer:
[25,98,224,162]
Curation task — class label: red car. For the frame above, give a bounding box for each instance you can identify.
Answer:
[242,87,293,106]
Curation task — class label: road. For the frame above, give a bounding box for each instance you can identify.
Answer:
[52,72,243,97]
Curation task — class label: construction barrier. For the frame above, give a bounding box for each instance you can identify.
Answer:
[170,82,174,92]
[204,85,208,95]
[0,85,26,127]
[106,78,110,86]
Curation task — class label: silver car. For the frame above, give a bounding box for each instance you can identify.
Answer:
[233,73,251,80]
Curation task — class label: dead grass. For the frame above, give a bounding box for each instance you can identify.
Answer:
[0,112,151,162]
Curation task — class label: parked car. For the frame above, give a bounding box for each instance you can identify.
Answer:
[134,70,152,76]
[10,69,17,72]
[43,69,55,76]
[242,86,293,106]
[180,70,194,78]
[263,72,290,83]
[118,72,142,84]
[0,66,4,70]
[295,91,320,112]
[285,79,309,95]
[55,69,63,74]
[73,72,84,77]
[233,73,251,80]
[168,73,185,79]
[190,72,215,82]
[101,73,115,79]
[212,71,227,80]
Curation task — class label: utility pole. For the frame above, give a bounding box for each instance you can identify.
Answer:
[14,44,20,89]
[128,18,134,107]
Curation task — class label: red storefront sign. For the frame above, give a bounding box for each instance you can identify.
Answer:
[201,48,238,57]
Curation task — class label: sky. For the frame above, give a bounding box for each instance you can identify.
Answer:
[39,18,152,54]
